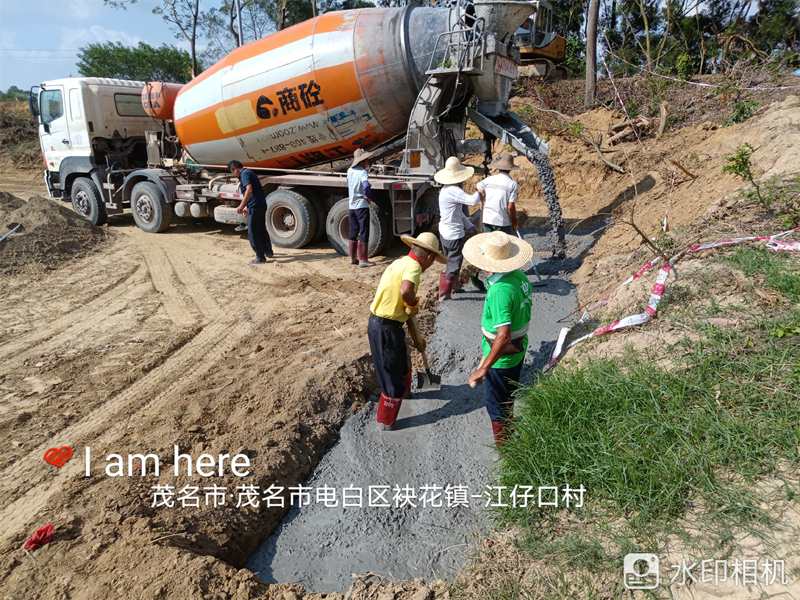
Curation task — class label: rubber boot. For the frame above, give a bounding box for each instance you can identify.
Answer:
[438,273,456,302]
[358,242,375,268]
[376,392,403,431]
[491,420,514,448]
[403,368,413,400]
[349,240,358,265]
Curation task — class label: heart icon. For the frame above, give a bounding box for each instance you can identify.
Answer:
[44,447,73,468]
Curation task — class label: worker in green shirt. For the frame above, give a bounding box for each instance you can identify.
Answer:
[463,231,534,447]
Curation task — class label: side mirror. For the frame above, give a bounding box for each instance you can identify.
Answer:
[28,90,39,118]
[43,121,50,134]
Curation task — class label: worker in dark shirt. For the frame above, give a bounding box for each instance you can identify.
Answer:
[229,160,273,264]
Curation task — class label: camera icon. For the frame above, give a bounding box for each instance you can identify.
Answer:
[623,553,660,590]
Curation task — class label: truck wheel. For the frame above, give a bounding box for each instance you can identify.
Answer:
[325,198,387,257]
[71,177,107,226]
[373,195,392,254]
[265,189,317,249]
[214,205,246,225]
[296,187,326,243]
[131,181,173,233]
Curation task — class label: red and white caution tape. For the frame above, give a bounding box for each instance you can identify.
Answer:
[579,257,663,320]
[548,226,800,368]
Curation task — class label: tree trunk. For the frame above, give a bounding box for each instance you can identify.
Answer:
[585,0,599,109]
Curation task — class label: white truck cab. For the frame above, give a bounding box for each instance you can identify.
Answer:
[31,78,155,224]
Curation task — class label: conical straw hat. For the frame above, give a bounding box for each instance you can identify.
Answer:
[490,154,520,171]
[401,231,447,264]
[434,156,474,185]
[351,148,376,168]
[463,230,533,272]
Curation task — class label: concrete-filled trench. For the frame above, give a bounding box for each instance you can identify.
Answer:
[243,226,602,593]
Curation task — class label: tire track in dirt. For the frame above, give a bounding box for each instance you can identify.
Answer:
[0,281,153,371]
[138,235,198,327]
[0,300,280,546]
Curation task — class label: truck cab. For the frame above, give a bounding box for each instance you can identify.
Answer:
[30,78,152,225]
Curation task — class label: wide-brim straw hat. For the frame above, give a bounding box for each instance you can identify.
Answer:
[351,148,377,168]
[463,230,533,272]
[434,156,474,185]
[401,231,447,264]
[491,154,520,171]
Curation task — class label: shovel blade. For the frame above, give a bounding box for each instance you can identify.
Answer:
[415,370,441,391]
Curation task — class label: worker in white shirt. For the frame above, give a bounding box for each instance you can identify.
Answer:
[435,157,481,302]
[476,154,519,234]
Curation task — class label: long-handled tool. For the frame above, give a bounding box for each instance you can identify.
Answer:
[516,230,546,287]
[406,315,441,392]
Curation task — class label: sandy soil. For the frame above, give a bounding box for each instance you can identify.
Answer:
[0,197,439,599]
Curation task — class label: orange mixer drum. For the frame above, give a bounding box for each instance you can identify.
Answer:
[173,7,451,169]
[141,82,184,120]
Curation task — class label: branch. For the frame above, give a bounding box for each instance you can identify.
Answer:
[511,101,625,173]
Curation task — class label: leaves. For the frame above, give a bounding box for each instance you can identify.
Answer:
[76,42,198,83]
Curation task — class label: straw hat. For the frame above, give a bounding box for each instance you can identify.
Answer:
[401,231,447,264]
[351,148,376,168]
[491,154,520,171]
[463,230,533,272]
[434,157,474,185]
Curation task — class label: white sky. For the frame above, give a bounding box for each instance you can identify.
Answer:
[0,0,213,91]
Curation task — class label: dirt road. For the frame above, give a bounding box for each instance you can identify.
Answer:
[0,210,412,599]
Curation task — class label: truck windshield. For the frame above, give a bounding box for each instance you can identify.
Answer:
[115,93,148,117]
[40,89,64,125]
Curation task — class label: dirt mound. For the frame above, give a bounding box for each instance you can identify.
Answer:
[0,194,108,276]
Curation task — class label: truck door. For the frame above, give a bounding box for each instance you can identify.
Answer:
[39,86,71,193]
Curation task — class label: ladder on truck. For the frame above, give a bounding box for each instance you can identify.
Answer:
[394,12,486,237]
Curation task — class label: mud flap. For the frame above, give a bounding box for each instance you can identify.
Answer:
[468,108,567,259]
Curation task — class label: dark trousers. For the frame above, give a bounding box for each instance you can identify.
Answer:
[349,207,370,243]
[483,223,513,234]
[440,236,466,277]
[367,315,408,398]
[484,361,523,422]
[248,204,273,260]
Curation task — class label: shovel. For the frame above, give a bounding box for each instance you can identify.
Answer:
[516,230,546,287]
[406,315,441,392]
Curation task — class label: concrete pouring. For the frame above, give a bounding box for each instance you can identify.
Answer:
[245,226,603,592]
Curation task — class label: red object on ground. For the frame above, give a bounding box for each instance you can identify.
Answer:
[23,524,54,551]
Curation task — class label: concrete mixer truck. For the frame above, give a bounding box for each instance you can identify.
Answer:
[30,0,566,258]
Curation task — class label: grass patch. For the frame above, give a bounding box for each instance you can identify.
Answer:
[487,245,800,595]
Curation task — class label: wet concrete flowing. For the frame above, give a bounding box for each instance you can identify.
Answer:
[245,226,604,592]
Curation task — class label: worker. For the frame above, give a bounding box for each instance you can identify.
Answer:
[435,156,481,302]
[229,160,273,264]
[368,231,447,431]
[348,148,377,268]
[464,231,534,447]
[476,154,519,234]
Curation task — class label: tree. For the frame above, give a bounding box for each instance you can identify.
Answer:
[585,0,599,108]
[104,0,201,78]
[76,42,198,83]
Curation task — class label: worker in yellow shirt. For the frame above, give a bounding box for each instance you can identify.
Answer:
[368,232,447,431]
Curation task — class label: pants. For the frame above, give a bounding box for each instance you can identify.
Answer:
[349,207,370,243]
[367,315,408,399]
[483,223,513,235]
[440,236,466,277]
[247,204,273,260]
[484,361,523,422]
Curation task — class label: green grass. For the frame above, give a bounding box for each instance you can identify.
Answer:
[721,245,800,303]
[494,245,800,574]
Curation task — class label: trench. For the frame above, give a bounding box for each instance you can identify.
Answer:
[244,224,605,593]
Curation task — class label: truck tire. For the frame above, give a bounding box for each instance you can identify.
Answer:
[325,198,387,257]
[373,195,392,254]
[71,177,107,226]
[265,189,317,249]
[131,181,173,233]
[296,187,326,243]
[214,205,246,225]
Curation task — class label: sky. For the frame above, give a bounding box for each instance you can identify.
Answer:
[0,0,211,92]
